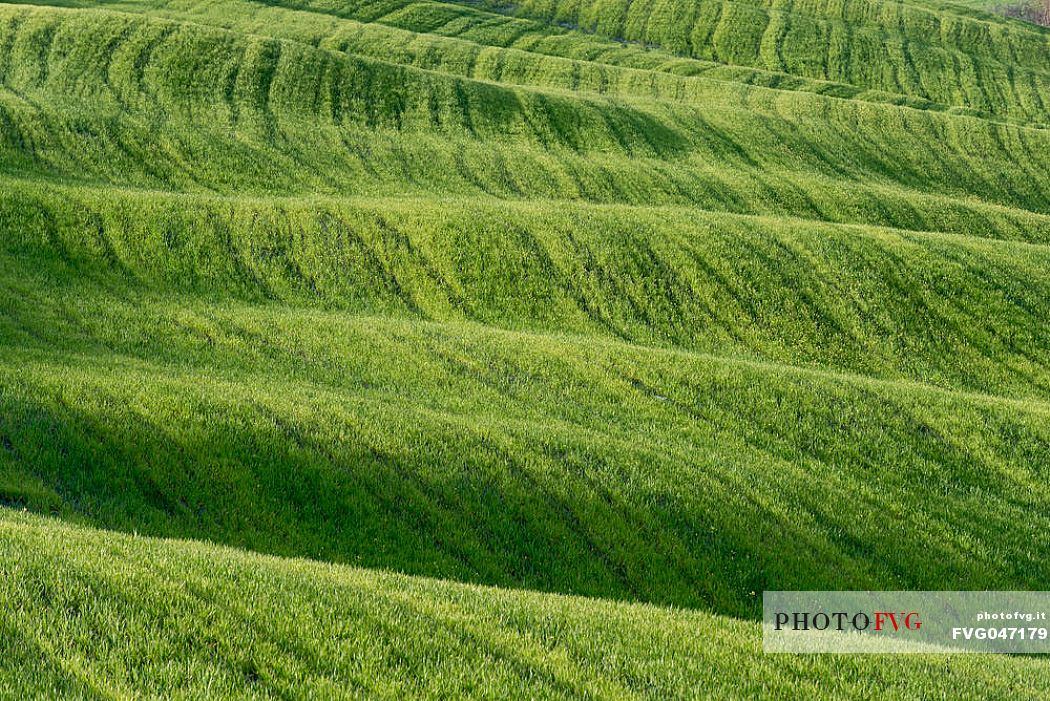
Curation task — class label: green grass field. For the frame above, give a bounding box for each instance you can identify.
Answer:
[1,0,1049,696]
[6,509,1050,699]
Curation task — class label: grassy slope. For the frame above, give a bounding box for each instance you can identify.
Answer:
[1,3,1049,214]
[5,272,1050,613]
[475,0,1050,123]
[1,0,1049,694]
[4,508,1050,700]
[18,0,1050,123]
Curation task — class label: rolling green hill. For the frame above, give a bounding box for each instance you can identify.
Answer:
[1,0,1049,695]
[5,509,1050,699]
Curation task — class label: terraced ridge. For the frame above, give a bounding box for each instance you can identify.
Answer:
[1,3,1049,224]
[0,0,1049,696]
[472,0,1050,123]
[23,0,1050,124]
